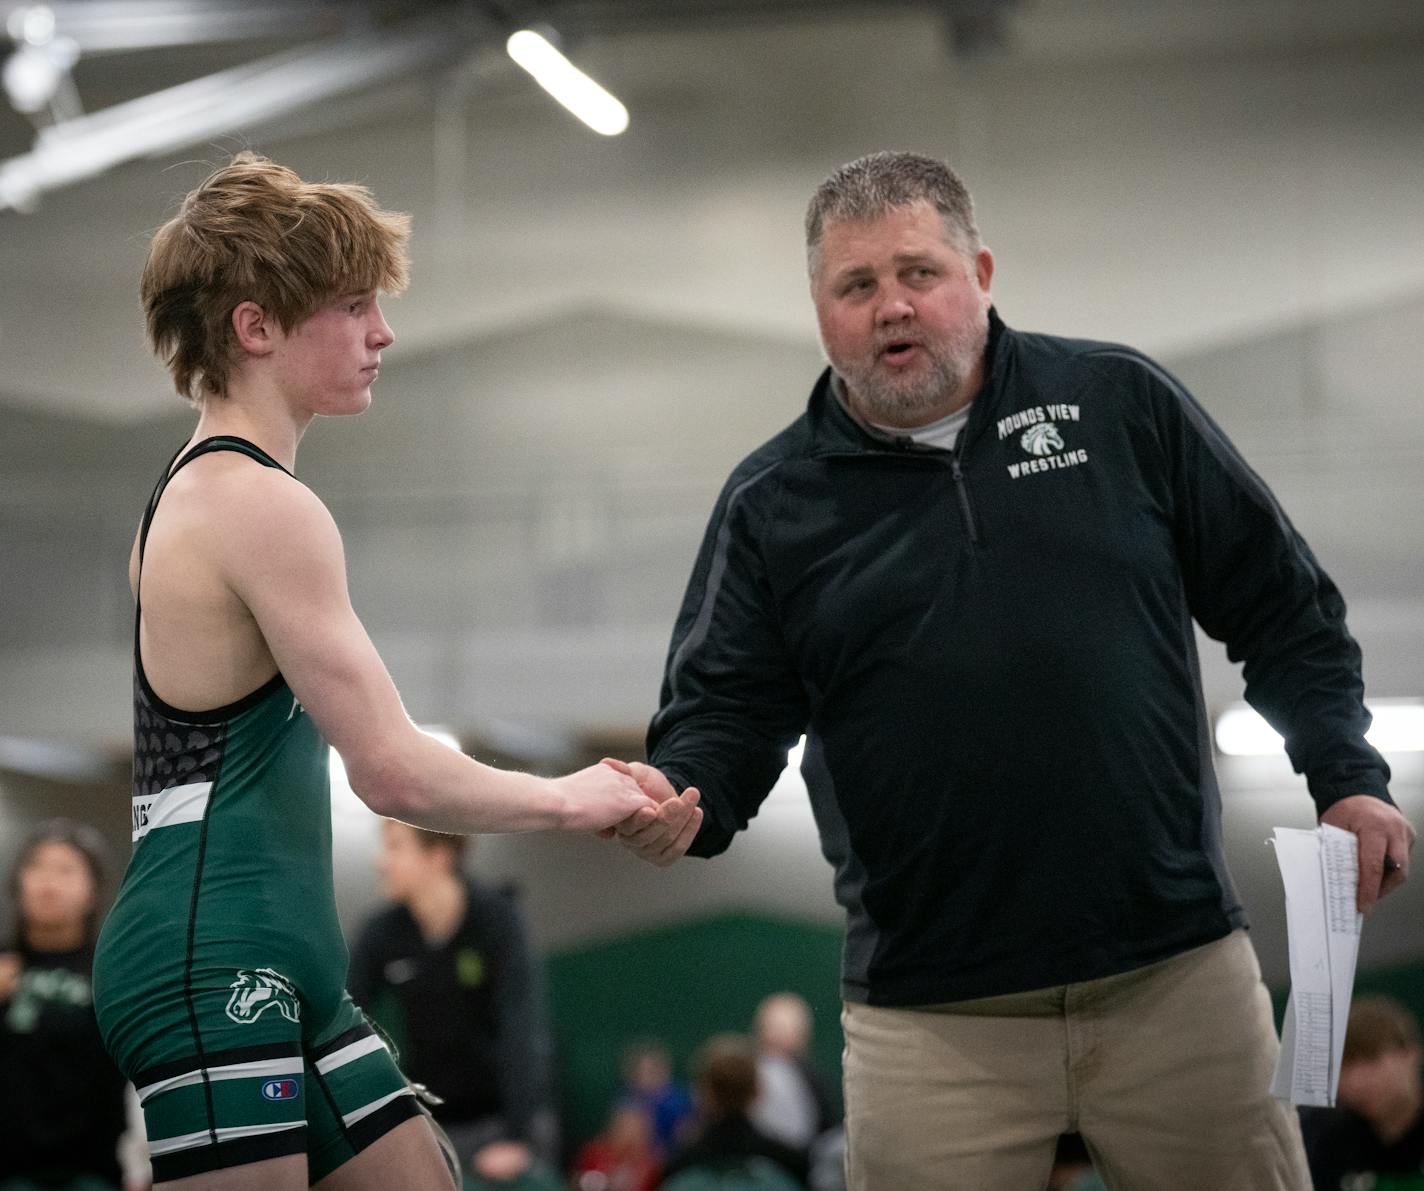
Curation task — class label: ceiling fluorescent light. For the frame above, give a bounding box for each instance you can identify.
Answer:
[506,28,627,136]
[1215,700,1424,757]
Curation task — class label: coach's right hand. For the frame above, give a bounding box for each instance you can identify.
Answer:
[598,759,702,866]
[553,764,656,833]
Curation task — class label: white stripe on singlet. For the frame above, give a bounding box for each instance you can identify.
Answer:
[313,1033,387,1075]
[132,781,213,841]
[136,1054,304,1103]
[341,1086,415,1128]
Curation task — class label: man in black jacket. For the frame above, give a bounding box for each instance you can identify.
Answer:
[605,152,1414,1191]
[348,822,558,1185]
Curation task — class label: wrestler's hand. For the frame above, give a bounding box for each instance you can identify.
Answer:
[0,951,20,1001]
[552,764,656,833]
[598,759,703,867]
[1321,795,1416,913]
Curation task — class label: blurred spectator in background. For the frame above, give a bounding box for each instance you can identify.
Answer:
[571,1102,663,1191]
[621,1040,696,1161]
[1300,995,1424,1190]
[660,1035,807,1190]
[1,819,147,1191]
[349,821,558,1186]
[748,993,838,1156]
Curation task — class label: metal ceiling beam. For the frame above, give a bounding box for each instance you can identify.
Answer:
[1,1,369,53]
[0,7,491,212]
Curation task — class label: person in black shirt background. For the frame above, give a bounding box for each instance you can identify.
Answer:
[1301,996,1424,1190]
[1,819,133,1191]
[348,821,557,1186]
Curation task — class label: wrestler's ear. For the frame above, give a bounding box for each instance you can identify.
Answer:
[232,301,277,357]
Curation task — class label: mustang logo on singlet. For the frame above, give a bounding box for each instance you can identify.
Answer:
[224,968,302,1025]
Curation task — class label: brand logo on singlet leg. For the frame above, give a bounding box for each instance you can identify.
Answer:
[261,1078,301,1101]
[225,968,302,1025]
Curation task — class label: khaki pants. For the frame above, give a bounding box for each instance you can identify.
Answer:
[842,930,1310,1191]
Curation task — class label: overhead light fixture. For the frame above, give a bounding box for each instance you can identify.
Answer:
[1215,700,1424,757]
[0,9,485,213]
[8,4,56,45]
[505,28,628,136]
[3,4,80,119]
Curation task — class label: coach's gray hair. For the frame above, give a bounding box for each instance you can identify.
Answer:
[805,151,980,277]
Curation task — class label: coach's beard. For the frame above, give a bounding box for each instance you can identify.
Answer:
[835,321,988,426]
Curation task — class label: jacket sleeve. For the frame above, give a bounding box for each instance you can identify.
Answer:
[1135,352,1392,814]
[648,463,810,856]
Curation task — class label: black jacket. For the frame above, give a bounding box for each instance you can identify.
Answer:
[0,942,127,1184]
[661,1113,809,1188]
[648,309,1391,1006]
[347,881,552,1139]
[1300,1104,1424,1189]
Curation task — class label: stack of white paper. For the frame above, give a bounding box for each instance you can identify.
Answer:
[1269,823,1364,1106]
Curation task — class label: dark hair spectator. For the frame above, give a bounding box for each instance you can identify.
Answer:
[659,1035,808,1189]
[2,818,139,1189]
[1300,995,1424,1190]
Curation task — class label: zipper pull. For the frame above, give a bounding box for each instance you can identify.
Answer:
[949,456,980,544]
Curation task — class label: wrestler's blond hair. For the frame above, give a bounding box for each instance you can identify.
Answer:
[141,151,411,402]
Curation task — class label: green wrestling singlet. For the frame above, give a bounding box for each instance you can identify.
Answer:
[94,436,421,1183]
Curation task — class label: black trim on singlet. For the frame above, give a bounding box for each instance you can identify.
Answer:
[308,1021,375,1063]
[148,1124,309,1182]
[184,732,228,1151]
[134,436,295,725]
[309,1059,422,1169]
[343,1092,422,1154]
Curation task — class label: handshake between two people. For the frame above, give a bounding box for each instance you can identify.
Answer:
[586,757,702,867]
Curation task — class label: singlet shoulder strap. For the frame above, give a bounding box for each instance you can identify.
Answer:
[133,437,295,722]
[137,436,292,569]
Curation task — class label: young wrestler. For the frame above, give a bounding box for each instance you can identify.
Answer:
[93,152,657,1191]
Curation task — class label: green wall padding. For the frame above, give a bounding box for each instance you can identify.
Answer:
[545,911,845,1151]
[545,915,1424,1155]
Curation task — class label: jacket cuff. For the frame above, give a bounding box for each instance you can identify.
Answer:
[1308,776,1394,817]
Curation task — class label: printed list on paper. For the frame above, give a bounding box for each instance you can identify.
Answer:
[1269,823,1363,1107]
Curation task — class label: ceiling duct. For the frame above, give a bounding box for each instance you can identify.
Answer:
[0,6,490,212]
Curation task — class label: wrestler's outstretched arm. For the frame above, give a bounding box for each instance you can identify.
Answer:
[214,462,653,835]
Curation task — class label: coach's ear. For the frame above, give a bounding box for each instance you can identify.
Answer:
[232,301,277,357]
[974,246,994,299]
